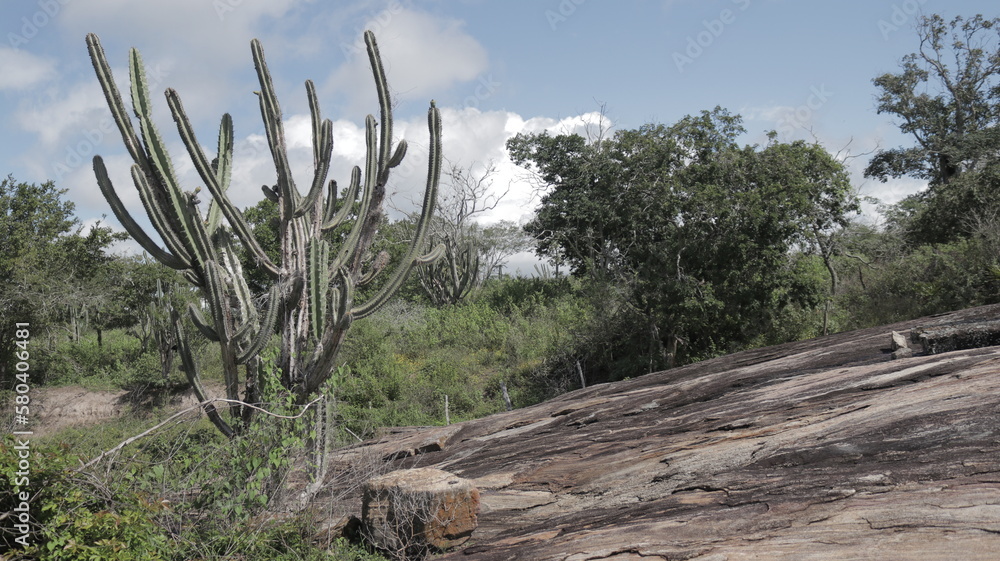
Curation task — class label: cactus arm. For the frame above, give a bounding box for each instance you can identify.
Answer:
[216,230,257,326]
[322,167,362,232]
[388,140,408,168]
[93,156,190,270]
[129,164,198,268]
[295,80,334,220]
[307,239,331,340]
[188,302,220,342]
[128,50,224,274]
[365,31,393,180]
[91,33,201,273]
[86,34,146,168]
[200,259,242,403]
[166,90,280,278]
[173,309,235,439]
[294,116,333,219]
[251,38,300,215]
[301,268,353,390]
[330,117,379,271]
[237,284,282,364]
[206,114,234,234]
[201,261,233,343]
[214,113,234,196]
[329,268,353,329]
[353,243,443,320]
[309,80,323,170]
[352,102,443,319]
[129,49,182,196]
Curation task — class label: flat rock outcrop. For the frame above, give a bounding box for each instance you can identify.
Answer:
[324,305,1000,560]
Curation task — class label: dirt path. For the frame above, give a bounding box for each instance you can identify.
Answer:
[24,384,204,438]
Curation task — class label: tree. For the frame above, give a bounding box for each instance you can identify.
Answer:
[865,14,1000,243]
[508,108,858,368]
[0,177,77,382]
[471,220,532,280]
[88,30,443,438]
[756,138,861,334]
[0,176,77,284]
[0,177,132,381]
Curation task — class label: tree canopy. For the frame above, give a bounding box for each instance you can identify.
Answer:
[508,108,857,365]
[866,14,1000,243]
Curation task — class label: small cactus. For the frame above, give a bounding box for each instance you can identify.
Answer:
[418,234,480,306]
[88,30,443,436]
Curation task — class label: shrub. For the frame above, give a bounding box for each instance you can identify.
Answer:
[0,435,171,560]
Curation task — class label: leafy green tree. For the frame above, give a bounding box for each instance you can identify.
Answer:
[0,177,123,381]
[508,108,857,369]
[866,14,1000,243]
[0,176,77,284]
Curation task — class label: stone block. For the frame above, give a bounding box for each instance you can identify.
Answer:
[362,467,479,556]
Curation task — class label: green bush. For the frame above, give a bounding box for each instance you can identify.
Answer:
[12,406,387,560]
[836,238,1000,330]
[1,435,171,560]
[37,329,181,391]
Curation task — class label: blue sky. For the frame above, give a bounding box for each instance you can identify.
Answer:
[1,0,997,271]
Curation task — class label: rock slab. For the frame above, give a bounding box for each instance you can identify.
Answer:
[361,467,479,555]
[324,304,1000,560]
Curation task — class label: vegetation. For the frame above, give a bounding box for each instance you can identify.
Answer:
[866,14,1000,244]
[3,12,1000,560]
[508,109,859,367]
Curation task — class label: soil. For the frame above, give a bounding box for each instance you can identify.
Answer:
[23,383,206,438]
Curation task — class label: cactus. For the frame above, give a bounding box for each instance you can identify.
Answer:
[87,31,443,436]
[418,234,480,306]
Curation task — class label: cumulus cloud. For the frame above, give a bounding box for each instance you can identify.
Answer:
[57,0,303,125]
[0,48,57,90]
[15,81,108,148]
[322,7,489,113]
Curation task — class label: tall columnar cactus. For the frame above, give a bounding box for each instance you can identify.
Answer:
[87,31,443,437]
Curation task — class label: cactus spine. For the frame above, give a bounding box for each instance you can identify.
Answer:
[88,31,443,436]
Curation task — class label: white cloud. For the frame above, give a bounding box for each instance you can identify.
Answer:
[0,48,57,90]
[15,81,108,148]
[59,0,299,64]
[57,0,302,125]
[323,8,489,113]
